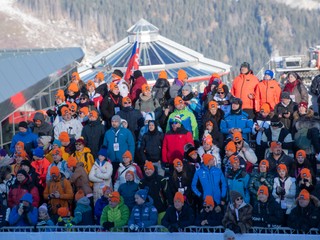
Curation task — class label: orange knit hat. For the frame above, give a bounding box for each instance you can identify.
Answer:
[300,168,311,179]
[158,70,167,79]
[177,69,188,81]
[16,141,25,149]
[55,89,65,101]
[109,82,119,91]
[79,107,89,116]
[125,170,135,179]
[298,189,310,200]
[57,207,70,217]
[260,103,271,114]
[204,195,215,207]
[67,156,77,168]
[144,161,155,171]
[68,82,79,92]
[202,154,214,166]
[277,163,287,173]
[122,150,132,161]
[270,141,281,150]
[217,83,225,92]
[16,150,27,158]
[296,150,306,158]
[95,72,104,81]
[72,72,80,81]
[174,96,184,106]
[259,159,269,169]
[110,191,120,203]
[225,141,236,153]
[202,134,213,146]
[174,192,185,203]
[50,166,60,176]
[68,102,77,112]
[59,132,70,142]
[51,148,62,156]
[257,185,269,197]
[122,96,132,105]
[89,110,99,119]
[86,80,95,90]
[173,158,183,168]
[229,155,239,165]
[233,132,243,142]
[61,106,69,116]
[208,101,218,109]
[141,83,151,93]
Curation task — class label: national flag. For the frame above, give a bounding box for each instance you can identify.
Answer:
[124,41,140,82]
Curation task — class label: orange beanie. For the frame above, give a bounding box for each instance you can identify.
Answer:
[110,82,119,91]
[202,154,214,166]
[232,132,243,142]
[173,158,183,168]
[57,207,69,217]
[80,107,89,116]
[59,132,70,142]
[296,150,306,158]
[144,161,155,171]
[72,72,80,81]
[55,89,65,101]
[67,156,77,168]
[260,103,271,114]
[298,189,310,200]
[16,141,25,149]
[50,166,60,176]
[68,82,79,92]
[208,101,218,109]
[61,106,69,116]
[225,141,236,153]
[174,192,185,203]
[174,96,184,106]
[229,155,239,165]
[122,150,132,161]
[277,163,287,173]
[259,159,269,169]
[89,110,99,119]
[257,185,269,197]
[204,195,215,207]
[177,69,188,81]
[300,168,311,179]
[110,191,121,203]
[51,148,62,156]
[86,80,95,89]
[158,70,167,79]
[122,96,132,105]
[95,72,104,81]
[142,83,151,93]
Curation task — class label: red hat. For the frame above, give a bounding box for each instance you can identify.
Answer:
[110,191,121,203]
[67,156,77,168]
[177,69,187,81]
[174,96,184,106]
[204,195,215,207]
[208,101,218,109]
[298,189,310,200]
[144,161,155,171]
[173,158,183,168]
[122,150,132,161]
[298,102,308,109]
[259,159,269,169]
[50,166,60,176]
[75,138,86,146]
[296,150,306,158]
[277,163,287,173]
[202,154,214,166]
[59,132,70,142]
[257,185,269,197]
[300,168,311,179]
[174,192,184,203]
[225,141,236,153]
[229,155,239,165]
[233,132,243,142]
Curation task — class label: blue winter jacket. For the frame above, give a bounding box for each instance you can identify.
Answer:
[220,111,253,141]
[226,169,251,204]
[103,126,135,163]
[127,196,158,228]
[10,128,38,154]
[94,196,109,225]
[9,205,38,226]
[191,164,227,204]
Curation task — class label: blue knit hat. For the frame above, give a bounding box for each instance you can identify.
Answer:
[264,70,274,79]
[135,188,148,201]
[53,139,62,147]
[33,147,44,158]
[20,193,33,204]
[98,146,108,158]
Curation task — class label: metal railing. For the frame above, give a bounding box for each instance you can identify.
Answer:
[0,225,319,234]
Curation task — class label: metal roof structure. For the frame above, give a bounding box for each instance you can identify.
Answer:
[80,19,231,85]
[0,47,84,122]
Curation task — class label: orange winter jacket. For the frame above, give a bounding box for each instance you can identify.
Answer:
[254,79,281,112]
[231,73,259,110]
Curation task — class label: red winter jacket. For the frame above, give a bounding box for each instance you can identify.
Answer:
[162,127,194,164]
[130,76,147,104]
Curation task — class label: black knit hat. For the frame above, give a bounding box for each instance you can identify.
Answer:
[133,70,142,79]
[113,69,123,78]
[230,190,243,203]
[17,169,29,179]
[18,121,28,129]
[240,62,250,70]
[20,160,32,168]
[185,144,197,156]
[0,165,12,181]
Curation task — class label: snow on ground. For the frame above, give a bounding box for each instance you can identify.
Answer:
[274,0,320,10]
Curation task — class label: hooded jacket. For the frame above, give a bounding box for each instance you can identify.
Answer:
[72,196,93,225]
[31,112,54,137]
[71,147,94,174]
[140,123,164,162]
[128,196,158,228]
[9,129,38,155]
[254,79,281,112]
[130,76,148,104]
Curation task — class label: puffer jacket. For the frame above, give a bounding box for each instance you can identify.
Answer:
[43,174,74,214]
[100,196,130,228]
[71,147,95,174]
[272,176,296,214]
[140,128,164,162]
[113,163,143,191]
[135,93,160,113]
[192,164,227,204]
[72,196,93,225]
[118,181,139,211]
[31,157,51,188]
[54,118,83,140]
[231,72,259,110]
[248,171,274,204]
[128,196,158,228]
[226,168,251,204]
[70,162,92,195]
[31,112,54,137]
[89,159,113,203]
[118,106,144,139]
[222,201,253,233]
[254,79,281,112]
[9,129,38,155]
[94,196,109,225]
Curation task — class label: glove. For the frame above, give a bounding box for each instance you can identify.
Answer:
[129,224,139,232]
[46,109,56,117]
[103,221,115,230]
[276,186,282,195]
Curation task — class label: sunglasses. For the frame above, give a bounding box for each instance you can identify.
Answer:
[204,205,211,209]
[172,121,180,125]
[236,197,243,201]
[123,102,131,104]
[217,92,224,95]
[234,141,242,145]
[80,98,87,100]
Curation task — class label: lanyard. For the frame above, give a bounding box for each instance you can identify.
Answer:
[110,94,120,105]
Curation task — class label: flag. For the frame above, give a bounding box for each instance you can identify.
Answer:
[124,41,140,82]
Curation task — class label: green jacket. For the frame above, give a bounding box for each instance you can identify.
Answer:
[100,196,129,228]
[166,108,199,140]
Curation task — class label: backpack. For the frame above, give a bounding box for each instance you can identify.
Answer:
[310,74,320,95]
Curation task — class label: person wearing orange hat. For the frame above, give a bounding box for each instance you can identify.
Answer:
[196,195,224,227]
[192,153,227,206]
[45,148,71,181]
[290,150,314,181]
[140,160,168,223]
[202,119,224,150]
[288,189,320,232]
[223,141,246,175]
[93,71,108,98]
[94,185,113,225]
[100,191,130,230]
[43,164,74,215]
[56,206,73,227]
[86,80,103,111]
[66,82,80,103]
[71,189,94,226]
[166,96,199,140]
[169,69,189,99]
[151,70,171,108]
[296,167,315,194]
[248,159,274,205]
[135,83,160,114]
[198,134,222,168]
[254,69,281,112]
[110,69,129,98]
[252,184,284,228]
[113,150,143,191]
[70,138,94,174]
[272,163,296,215]
[203,99,225,129]
[69,71,86,94]
[161,191,194,232]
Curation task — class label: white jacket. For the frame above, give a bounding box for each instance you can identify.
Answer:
[89,160,113,203]
[197,145,221,168]
[113,163,141,191]
[54,118,83,140]
[272,176,296,214]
